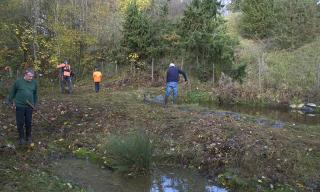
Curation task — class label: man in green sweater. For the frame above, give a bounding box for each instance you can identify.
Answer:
[8,69,38,145]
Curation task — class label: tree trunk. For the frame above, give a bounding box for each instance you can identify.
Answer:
[258,56,262,94]
[181,57,184,70]
[317,63,320,90]
[116,63,118,74]
[196,55,199,68]
[101,60,104,74]
[54,0,61,59]
[151,58,154,82]
[212,63,214,86]
[32,0,40,61]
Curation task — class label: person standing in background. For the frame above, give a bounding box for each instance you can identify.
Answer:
[57,59,73,94]
[92,67,103,93]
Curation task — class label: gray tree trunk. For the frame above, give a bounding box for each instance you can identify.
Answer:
[258,56,262,93]
[32,0,40,61]
[151,58,154,82]
[212,63,214,86]
[181,57,184,70]
[317,63,320,90]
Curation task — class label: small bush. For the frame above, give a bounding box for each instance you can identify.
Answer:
[183,90,213,104]
[105,130,154,174]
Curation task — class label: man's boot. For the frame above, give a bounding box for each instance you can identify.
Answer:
[26,135,32,144]
[173,97,177,105]
[19,137,26,145]
[164,96,168,106]
[18,128,25,145]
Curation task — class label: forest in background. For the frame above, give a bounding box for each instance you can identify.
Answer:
[0,0,319,104]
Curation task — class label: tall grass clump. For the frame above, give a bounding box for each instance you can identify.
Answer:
[183,89,213,104]
[105,130,154,174]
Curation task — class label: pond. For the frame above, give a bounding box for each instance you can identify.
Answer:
[52,159,227,192]
[200,102,320,126]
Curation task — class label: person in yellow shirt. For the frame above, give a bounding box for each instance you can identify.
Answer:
[92,67,102,93]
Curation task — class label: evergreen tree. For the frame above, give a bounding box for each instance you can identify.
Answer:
[179,0,238,82]
[240,0,274,39]
[240,0,320,49]
[272,0,320,49]
[122,0,152,61]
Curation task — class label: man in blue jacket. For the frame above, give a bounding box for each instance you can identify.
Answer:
[165,63,188,105]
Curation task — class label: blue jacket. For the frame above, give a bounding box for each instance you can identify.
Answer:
[166,67,188,83]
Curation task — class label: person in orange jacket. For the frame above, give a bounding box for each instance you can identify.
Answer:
[57,59,73,94]
[92,67,102,93]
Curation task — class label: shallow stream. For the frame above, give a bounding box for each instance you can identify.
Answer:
[52,159,228,192]
[201,103,320,126]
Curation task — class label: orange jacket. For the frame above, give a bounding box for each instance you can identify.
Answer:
[57,63,71,77]
[93,71,102,82]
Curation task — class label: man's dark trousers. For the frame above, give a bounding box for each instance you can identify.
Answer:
[95,82,100,92]
[16,106,33,141]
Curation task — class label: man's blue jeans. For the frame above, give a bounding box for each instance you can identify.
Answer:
[165,82,178,104]
[95,82,100,93]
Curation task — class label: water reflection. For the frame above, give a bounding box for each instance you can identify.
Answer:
[52,159,227,192]
[201,102,320,125]
[150,171,227,192]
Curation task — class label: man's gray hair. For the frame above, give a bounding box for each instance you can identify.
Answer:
[24,68,35,75]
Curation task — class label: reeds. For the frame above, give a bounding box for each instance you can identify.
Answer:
[106,130,154,174]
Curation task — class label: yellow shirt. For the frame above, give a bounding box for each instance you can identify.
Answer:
[93,71,102,82]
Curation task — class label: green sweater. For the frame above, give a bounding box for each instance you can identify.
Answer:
[8,78,38,107]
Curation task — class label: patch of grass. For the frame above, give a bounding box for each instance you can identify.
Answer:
[73,147,99,161]
[264,184,296,192]
[182,90,213,104]
[217,171,247,190]
[72,147,110,166]
[0,168,85,192]
[105,129,154,174]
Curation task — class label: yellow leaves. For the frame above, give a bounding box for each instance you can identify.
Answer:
[162,33,180,43]
[129,52,139,62]
[33,60,41,71]
[49,55,58,65]
[119,0,151,12]
[296,182,305,189]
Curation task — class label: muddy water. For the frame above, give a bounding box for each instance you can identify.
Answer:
[201,103,320,125]
[52,159,227,192]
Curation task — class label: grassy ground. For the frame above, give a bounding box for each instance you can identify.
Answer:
[0,80,319,192]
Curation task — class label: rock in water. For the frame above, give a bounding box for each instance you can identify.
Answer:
[154,95,164,104]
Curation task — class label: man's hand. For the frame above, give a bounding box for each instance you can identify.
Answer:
[10,101,16,110]
[32,103,39,112]
[183,80,188,86]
